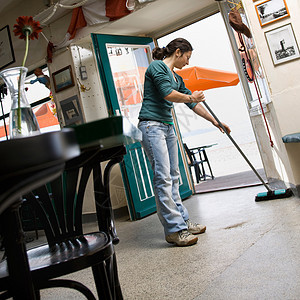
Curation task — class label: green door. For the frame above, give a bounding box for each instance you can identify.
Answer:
[92,34,192,220]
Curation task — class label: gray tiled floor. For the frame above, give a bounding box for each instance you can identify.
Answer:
[4,184,300,299]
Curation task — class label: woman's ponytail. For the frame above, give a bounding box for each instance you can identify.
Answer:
[152,46,166,60]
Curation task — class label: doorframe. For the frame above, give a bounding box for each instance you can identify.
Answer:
[152,4,267,185]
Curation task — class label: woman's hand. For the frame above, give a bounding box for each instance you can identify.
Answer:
[190,90,206,103]
[213,120,231,134]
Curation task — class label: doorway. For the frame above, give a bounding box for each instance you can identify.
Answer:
[157,12,265,192]
[92,34,193,220]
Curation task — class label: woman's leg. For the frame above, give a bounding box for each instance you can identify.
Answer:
[166,125,189,221]
[166,126,206,235]
[138,121,187,235]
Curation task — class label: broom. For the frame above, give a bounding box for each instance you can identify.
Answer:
[202,101,293,201]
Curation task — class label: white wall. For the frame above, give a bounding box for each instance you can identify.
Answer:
[243,0,300,191]
[48,42,128,213]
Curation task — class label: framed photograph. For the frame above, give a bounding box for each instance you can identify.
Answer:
[265,24,300,66]
[52,65,75,93]
[0,25,15,70]
[255,0,289,27]
[60,95,83,126]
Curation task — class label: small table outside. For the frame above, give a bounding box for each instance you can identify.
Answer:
[189,143,217,181]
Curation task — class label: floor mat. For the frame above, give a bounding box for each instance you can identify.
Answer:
[194,169,266,194]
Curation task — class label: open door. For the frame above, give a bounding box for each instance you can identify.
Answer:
[92,34,192,220]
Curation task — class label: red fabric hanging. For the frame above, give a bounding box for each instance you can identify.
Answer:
[67,7,87,39]
[47,41,55,63]
[106,0,131,20]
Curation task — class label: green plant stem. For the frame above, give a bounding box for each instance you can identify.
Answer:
[17,31,29,133]
[22,32,29,67]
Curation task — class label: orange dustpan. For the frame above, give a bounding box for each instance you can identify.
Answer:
[176,66,239,92]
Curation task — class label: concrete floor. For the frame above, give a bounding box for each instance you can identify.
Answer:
[6,184,300,299]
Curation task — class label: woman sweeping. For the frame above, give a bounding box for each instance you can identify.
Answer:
[138,38,231,246]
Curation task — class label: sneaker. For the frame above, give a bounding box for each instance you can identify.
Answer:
[186,219,206,234]
[165,229,198,246]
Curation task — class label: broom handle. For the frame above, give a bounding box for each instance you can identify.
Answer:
[203,101,271,192]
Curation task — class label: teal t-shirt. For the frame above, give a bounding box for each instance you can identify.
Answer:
[138,60,197,123]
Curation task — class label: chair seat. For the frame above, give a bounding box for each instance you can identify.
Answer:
[0,232,113,285]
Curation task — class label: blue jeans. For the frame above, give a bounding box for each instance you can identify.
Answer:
[138,120,189,235]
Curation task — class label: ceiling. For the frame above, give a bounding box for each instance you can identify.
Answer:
[0,0,21,14]
[1,0,220,68]
[76,0,219,40]
[1,0,218,36]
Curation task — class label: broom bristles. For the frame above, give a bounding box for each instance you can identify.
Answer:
[255,188,293,202]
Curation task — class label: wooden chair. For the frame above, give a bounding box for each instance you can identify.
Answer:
[0,129,80,299]
[0,143,125,299]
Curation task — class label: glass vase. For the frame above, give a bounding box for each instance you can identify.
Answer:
[0,66,40,139]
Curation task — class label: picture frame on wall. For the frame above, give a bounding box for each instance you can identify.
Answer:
[265,24,300,66]
[52,65,75,93]
[60,95,84,126]
[255,0,289,27]
[0,25,15,70]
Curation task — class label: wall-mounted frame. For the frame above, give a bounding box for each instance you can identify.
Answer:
[0,25,15,70]
[265,23,300,66]
[255,0,289,27]
[60,95,83,126]
[52,65,75,93]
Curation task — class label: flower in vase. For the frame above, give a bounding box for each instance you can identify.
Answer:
[13,16,42,67]
[13,16,42,41]
[12,16,42,134]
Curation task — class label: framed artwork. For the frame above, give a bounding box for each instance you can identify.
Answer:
[265,24,300,66]
[60,95,83,126]
[0,25,15,70]
[255,0,289,27]
[52,65,75,93]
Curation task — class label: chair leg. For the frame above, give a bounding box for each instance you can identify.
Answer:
[202,149,214,179]
[104,254,125,300]
[201,163,206,180]
[112,253,123,300]
[194,165,201,183]
[0,203,36,299]
[92,261,113,300]
[197,151,205,181]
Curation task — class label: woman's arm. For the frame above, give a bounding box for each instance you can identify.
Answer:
[164,90,205,103]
